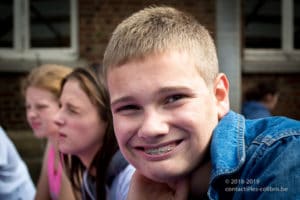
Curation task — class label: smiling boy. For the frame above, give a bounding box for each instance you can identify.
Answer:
[102,6,300,199]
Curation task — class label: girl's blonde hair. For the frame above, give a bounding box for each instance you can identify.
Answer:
[21,64,72,98]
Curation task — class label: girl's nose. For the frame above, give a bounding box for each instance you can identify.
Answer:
[53,111,64,126]
[27,108,38,119]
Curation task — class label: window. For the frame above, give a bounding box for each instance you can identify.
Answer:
[243,0,300,72]
[294,0,300,49]
[0,1,13,48]
[0,0,78,61]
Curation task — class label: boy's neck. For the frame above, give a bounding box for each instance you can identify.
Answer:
[189,156,211,198]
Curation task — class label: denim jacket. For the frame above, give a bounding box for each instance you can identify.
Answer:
[208,111,300,200]
[242,101,271,119]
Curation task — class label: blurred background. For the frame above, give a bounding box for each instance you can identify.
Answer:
[0,0,299,184]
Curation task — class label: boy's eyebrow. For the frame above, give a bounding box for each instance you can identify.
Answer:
[110,96,135,107]
[157,86,189,94]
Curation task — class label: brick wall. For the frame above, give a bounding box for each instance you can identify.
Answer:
[0,72,29,130]
[78,0,216,62]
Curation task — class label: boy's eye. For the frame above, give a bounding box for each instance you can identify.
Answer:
[165,94,186,104]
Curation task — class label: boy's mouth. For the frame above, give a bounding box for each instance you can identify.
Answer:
[144,143,176,155]
[139,140,183,156]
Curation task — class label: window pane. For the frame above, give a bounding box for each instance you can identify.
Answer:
[30,0,70,48]
[0,1,13,47]
[244,0,281,48]
[294,0,300,49]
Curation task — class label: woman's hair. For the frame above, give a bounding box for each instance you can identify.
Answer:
[60,66,118,200]
[21,64,73,98]
[103,6,219,86]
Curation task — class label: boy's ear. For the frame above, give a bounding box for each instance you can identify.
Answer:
[213,73,230,119]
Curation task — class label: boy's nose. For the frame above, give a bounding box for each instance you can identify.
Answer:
[137,109,169,140]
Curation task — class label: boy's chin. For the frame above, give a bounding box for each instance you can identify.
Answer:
[143,167,190,184]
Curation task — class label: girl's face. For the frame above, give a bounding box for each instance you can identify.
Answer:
[26,86,59,139]
[54,79,107,167]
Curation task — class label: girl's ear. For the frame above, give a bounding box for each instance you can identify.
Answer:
[214,73,230,119]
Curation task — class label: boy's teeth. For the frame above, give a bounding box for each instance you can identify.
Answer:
[145,144,175,155]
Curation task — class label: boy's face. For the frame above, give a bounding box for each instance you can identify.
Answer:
[107,51,229,183]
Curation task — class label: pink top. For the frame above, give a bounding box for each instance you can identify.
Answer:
[47,145,62,200]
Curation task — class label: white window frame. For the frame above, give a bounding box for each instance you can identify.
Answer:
[243,0,300,73]
[0,0,78,62]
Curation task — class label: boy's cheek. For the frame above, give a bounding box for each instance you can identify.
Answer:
[114,116,137,136]
[113,121,130,146]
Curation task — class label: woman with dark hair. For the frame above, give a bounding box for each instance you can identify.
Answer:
[54,66,134,200]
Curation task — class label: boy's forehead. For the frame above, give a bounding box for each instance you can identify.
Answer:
[107,50,195,69]
[106,51,208,91]
[106,51,203,81]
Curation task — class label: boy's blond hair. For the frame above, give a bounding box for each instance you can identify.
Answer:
[103,6,219,85]
[21,64,73,99]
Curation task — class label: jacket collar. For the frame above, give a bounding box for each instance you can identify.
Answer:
[210,110,246,182]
